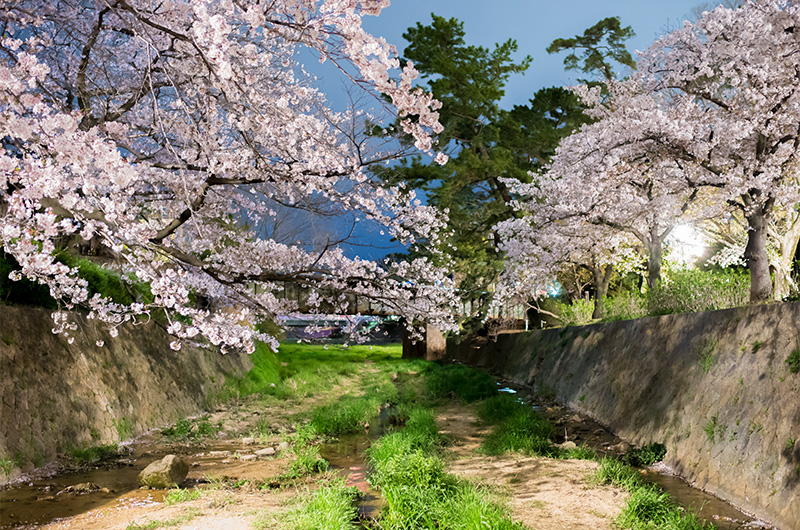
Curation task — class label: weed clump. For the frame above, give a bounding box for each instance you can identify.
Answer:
[424,363,498,402]
[595,457,714,530]
[787,348,800,374]
[623,442,667,467]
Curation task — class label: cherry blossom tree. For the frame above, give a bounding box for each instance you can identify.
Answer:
[0,0,459,352]
[494,174,639,320]
[635,0,800,301]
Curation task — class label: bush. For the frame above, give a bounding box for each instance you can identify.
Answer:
[646,268,749,315]
[425,364,497,402]
[554,298,595,326]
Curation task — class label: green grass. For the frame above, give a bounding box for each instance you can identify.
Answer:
[595,458,714,530]
[623,443,667,467]
[259,478,360,530]
[160,417,220,442]
[367,406,524,529]
[163,487,202,505]
[67,443,119,466]
[424,363,498,402]
[282,445,330,479]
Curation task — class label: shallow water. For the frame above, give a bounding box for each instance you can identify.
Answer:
[643,471,767,529]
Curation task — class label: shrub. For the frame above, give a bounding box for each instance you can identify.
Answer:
[647,268,749,315]
[424,363,497,402]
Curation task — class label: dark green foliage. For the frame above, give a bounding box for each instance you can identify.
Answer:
[382,15,591,318]
[787,348,800,374]
[161,417,219,442]
[56,252,153,306]
[0,251,57,308]
[623,442,667,467]
[424,363,498,402]
[67,443,119,465]
[547,16,636,83]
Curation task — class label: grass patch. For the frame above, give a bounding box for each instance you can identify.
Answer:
[424,363,498,402]
[623,442,667,467]
[367,406,524,529]
[258,478,360,530]
[163,487,202,506]
[67,443,119,466]
[282,445,330,479]
[595,457,714,530]
[160,417,220,442]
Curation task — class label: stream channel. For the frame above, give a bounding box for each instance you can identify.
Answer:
[0,389,772,529]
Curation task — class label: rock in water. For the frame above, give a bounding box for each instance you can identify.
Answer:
[138,455,189,489]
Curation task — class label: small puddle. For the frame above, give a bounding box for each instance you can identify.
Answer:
[319,405,394,522]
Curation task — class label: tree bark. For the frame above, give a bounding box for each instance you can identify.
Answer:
[592,263,614,319]
[744,206,773,302]
[771,210,800,300]
[646,240,662,289]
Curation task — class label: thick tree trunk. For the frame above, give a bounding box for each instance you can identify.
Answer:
[591,263,614,319]
[771,211,800,300]
[744,207,773,302]
[644,223,669,289]
[646,239,662,289]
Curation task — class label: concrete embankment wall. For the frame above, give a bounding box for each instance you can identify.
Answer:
[0,306,252,483]
[448,303,800,530]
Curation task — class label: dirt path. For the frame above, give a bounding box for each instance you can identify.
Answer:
[436,403,629,530]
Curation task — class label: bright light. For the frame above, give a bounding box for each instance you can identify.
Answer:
[668,224,707,266]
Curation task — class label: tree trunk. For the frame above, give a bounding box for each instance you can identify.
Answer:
[744,206,773,302]
[591,263,614,319]
[771,210,800,300]
[646,239,662,289]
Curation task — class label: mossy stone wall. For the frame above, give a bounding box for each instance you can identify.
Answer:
[0,306,251,482]
[448,302,800,530]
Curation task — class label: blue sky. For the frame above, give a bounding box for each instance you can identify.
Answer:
[316,1,723,260]
[362,0,712,108]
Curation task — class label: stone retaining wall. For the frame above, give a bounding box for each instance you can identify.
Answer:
[448,303,800,530]
[0,306,251,483]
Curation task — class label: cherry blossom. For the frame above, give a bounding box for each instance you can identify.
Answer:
[0,0,458,351]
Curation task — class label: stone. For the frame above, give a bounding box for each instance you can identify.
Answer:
[559,441,578,450]
[239,454,257,462]
[208,451,231,457]
[137,455,189,489]
[58,482,104,495]
[255,447,275,457]
[242,437,256,445]
[277,441,290,452]
[570,414,583,423]
[610,442,632,454]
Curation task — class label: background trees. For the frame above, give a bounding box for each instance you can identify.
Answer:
[0,0,460,350]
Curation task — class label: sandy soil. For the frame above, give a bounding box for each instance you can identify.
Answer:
[437,403,629,530]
